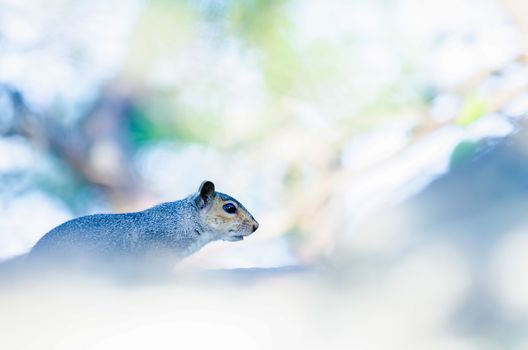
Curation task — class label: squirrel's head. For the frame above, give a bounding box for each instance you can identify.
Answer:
[193,180,259,241]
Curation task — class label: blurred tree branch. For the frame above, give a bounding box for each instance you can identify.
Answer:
[280,56,528,263]
[501,0,528,57]
[1,83,154,211]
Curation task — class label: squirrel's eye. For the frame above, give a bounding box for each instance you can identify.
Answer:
[223,203,237,214]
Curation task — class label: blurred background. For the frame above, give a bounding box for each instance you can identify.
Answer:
[1,0,528,349]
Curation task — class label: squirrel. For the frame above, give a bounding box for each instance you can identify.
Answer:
[25,181,259,271]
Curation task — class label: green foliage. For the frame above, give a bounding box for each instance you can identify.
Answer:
[449,140,479,170]
[129,96,223,146]
[228,0,299,95]
[457,95,488,127]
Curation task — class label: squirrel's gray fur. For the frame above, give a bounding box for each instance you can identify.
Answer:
[19,181,259,272]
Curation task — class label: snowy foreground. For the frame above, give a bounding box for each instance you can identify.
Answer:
[0,263,481,350]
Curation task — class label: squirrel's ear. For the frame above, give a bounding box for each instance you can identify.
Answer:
[195,180,215,208]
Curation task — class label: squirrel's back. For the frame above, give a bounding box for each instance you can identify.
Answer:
[30,212,142,258]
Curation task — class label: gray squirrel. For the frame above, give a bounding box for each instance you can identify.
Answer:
[23,181,259,272]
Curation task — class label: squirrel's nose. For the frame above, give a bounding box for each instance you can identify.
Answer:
[252,222,259,232]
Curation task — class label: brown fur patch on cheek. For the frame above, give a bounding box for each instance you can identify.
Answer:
[204,208,237,231]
